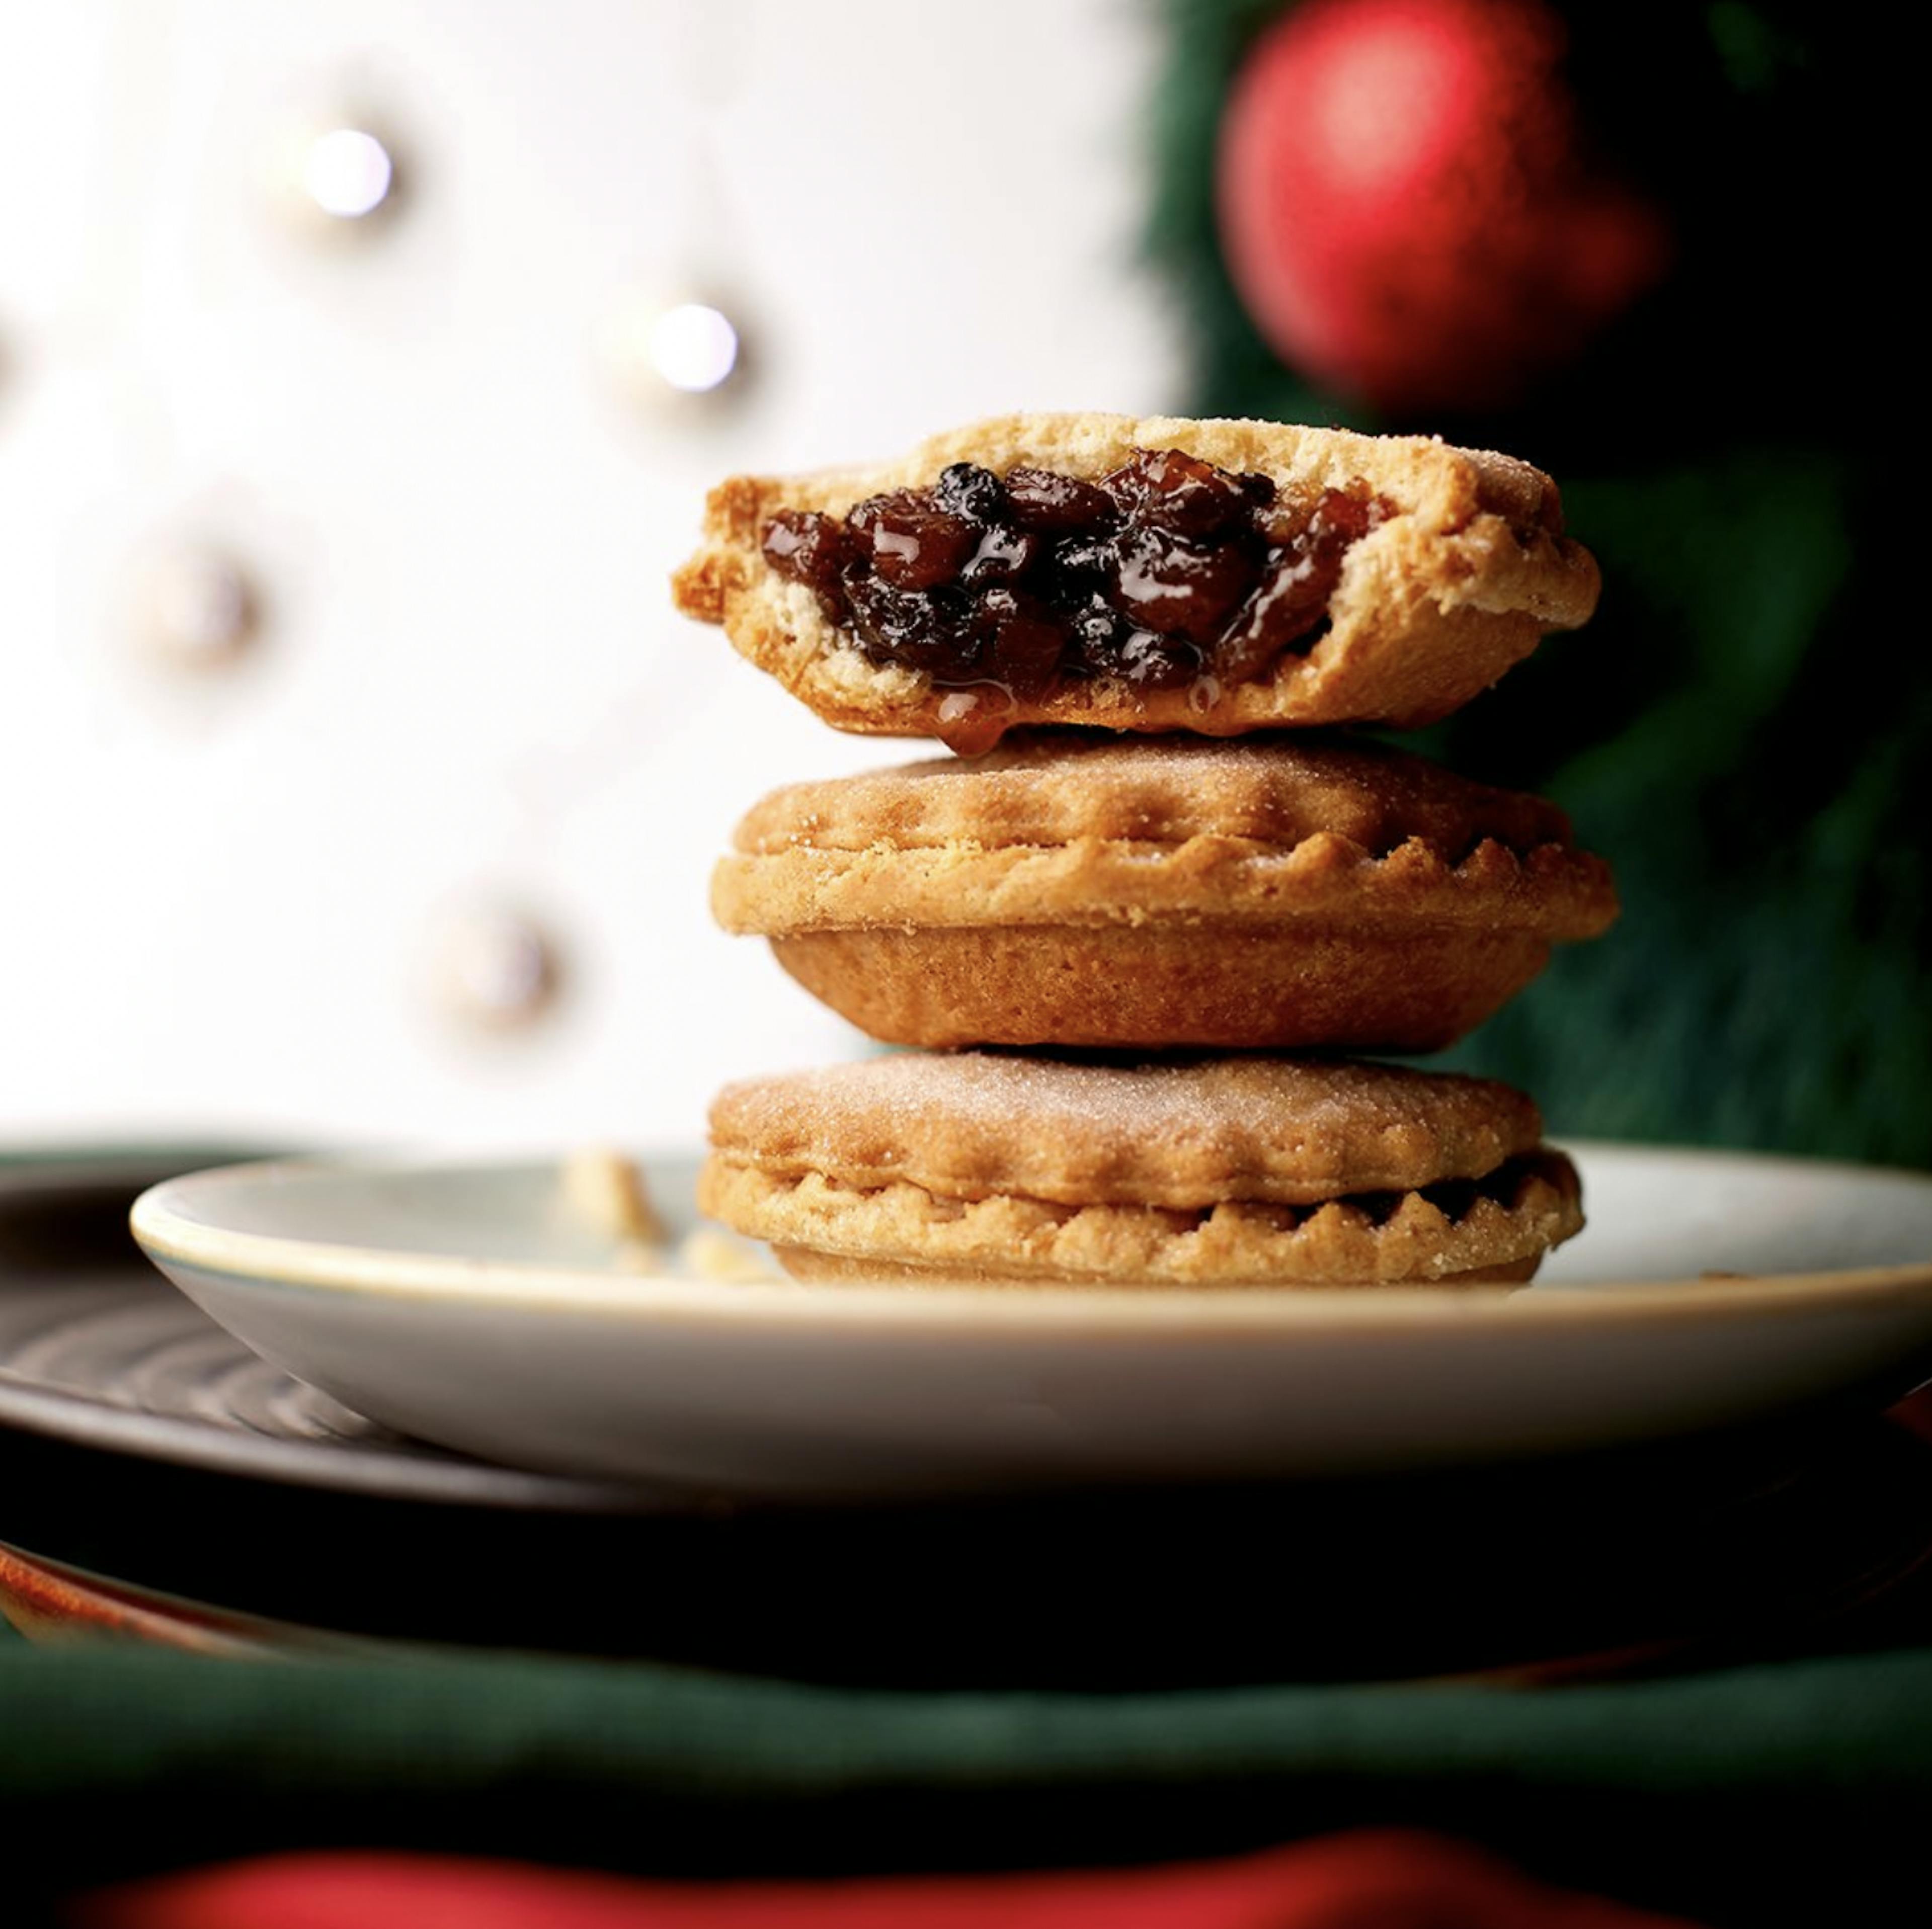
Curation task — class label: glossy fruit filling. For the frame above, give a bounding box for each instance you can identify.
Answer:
[761,450,1387,713]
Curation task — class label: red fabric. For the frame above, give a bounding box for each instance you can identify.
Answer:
[74,1830,1705,1929]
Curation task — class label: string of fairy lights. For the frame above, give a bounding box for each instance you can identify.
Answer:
[55,70,753,1040]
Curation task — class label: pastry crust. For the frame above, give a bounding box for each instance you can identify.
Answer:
[768,1245,1547,1289]
[672,413,1600,748]
[700,1053,1581,1288]
[714,733,1617,1051]
[707,1052,1547,1206]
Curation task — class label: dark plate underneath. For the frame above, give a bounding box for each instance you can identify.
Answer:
[8,1149,1932,1688]
[0,1150,646,1513]
[9,1402,1932,1688]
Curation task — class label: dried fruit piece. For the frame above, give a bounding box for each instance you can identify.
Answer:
[757,449,1384,710]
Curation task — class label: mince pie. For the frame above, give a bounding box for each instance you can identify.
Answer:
[713,731,1617,1051]
[700,1052,1583,1288]
[672,412,1599,753]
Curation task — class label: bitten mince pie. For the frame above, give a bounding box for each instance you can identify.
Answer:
[699,1053,1583,1289]
[672,412,1599,753]
[712,731,1617,1052]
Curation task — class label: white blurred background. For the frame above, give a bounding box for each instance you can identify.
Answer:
[0,0,1179,1155]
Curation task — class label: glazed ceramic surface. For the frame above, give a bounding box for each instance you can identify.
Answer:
[0,1150,636,1511]
[131,1146,1932,1498]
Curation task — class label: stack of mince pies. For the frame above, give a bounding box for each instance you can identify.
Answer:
[675,412,1617,1291]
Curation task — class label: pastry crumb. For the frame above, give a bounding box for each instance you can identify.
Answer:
[680,1227,780,1283]
[559,1145,668,1250]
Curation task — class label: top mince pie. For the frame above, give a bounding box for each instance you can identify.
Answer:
[672,412,1601,753]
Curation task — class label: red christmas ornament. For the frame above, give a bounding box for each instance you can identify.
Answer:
[1217,0,1670,415]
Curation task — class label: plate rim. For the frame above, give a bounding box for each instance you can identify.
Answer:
[0,1371,648,1511]
[129,1143,1932,1337]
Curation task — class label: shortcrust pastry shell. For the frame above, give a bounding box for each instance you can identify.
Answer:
[672,412,1601,746]
[715,733,1617,1051]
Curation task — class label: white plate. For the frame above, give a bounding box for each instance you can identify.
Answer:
[130,1144,1932,1499]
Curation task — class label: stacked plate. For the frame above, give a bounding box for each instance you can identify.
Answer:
[4,1143,1932,1686]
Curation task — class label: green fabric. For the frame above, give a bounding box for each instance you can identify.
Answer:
[5,1643,1931,1922]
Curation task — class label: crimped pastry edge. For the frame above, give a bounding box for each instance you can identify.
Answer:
[713,831,1617,939]
[697,1148,1583,1287]
[772,1248,1545,1289]
[726,730,1582,855]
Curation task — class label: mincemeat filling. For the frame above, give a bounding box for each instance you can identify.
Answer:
[761,450,1388,706]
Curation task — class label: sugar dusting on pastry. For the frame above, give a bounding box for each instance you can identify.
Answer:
[707,1052,1544,1211]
